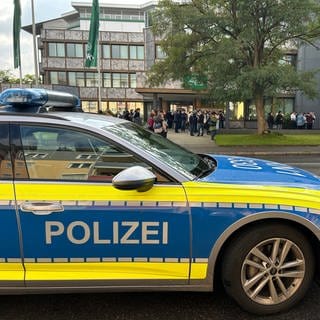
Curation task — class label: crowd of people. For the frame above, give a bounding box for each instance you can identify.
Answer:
[267,111,316,130]
[117,107,317,135]
[145,109,225,140]
[118,108,142,125]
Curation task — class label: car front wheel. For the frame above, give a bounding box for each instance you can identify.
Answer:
[222,223,315,315]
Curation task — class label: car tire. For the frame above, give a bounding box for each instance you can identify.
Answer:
[222,223,315,315]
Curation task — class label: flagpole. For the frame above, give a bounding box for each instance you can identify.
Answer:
[19,51,22,86]
[31,0,39,85]
[97,33,101,112]
[85,0,100,112]
[13,0,22,83]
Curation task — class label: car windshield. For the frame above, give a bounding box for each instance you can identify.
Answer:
[103,121,214,179]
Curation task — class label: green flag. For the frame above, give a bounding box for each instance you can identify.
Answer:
[85,0,99,67]
[13,0,21,69]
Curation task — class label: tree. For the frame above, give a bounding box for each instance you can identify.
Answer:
[0,70,18,84]
[149,0,320,133]
[0,70,41,85]
[22,74,40,85]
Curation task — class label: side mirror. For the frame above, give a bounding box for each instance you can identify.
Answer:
[112,166,156,192]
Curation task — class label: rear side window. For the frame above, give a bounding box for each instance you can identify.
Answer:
[0,124,12,180]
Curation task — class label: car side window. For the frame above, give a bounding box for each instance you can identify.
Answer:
[0,124,12,180]
[18,125,169,183]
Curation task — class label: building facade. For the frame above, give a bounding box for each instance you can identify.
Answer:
[20,1,320,128]
[22,1,203,120]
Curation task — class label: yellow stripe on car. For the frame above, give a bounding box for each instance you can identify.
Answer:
[183,181,320,210]
[24,261,207,281]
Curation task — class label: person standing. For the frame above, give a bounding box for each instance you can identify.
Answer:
[218,110,225,129]
[209,112,219,140]
[305,112,315,129]
[189,111,198,136]
[180,109,187,132]
[197,111,205,136]
[275,111,284,130]
[296,112,306,129]
[173,110,181,133]
[146,111,155,131]
[267,112,274,130]
[132,108,142,125]
[153,112,168,138]
[290,112,297,129]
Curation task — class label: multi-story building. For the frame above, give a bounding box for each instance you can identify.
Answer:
[22,1,202,120]
[21,1,319,128]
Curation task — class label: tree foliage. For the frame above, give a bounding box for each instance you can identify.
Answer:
[0,70,40,85]
[149,0,320,133]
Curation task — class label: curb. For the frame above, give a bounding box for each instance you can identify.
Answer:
[211,151,320,156]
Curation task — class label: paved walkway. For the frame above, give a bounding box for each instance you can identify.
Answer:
[167,130,320,155]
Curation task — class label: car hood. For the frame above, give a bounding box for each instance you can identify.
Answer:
[199,155,320,189]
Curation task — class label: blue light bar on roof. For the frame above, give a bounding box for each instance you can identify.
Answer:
[0,88,81,109]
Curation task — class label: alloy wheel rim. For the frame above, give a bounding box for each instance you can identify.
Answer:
[241,238,305,305]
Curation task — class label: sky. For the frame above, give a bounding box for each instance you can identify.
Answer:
[0,0,147,77]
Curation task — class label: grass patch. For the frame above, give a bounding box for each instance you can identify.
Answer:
[216,133,320,146]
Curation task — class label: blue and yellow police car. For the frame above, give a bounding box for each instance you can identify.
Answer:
[0,101,319,315]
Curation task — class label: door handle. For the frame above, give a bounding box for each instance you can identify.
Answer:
[20,202,64,215]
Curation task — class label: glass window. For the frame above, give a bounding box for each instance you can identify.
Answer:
[247,104,257,120]
[129,45,144,59]
[127,102,143,118]
[275,98,294,115]
[66,43,83,58]
[279,54,297,67]
[155,45,166,59]
[103,73,111,87]
[109,102,118,115]
[0,124,12,180]
[113,73,128,88]
[229,102,244,120]
[82,101,98,113]
[49,71,67,85]
[130,73,136,88]
[86,72,99,87]
[48,43,65,57]
[68,72,85,87]
[102,44,110,58]
[18,125,168,182]
[112,45,128,59]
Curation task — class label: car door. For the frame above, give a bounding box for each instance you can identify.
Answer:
[12,122,191,287]
[0,123,24,286]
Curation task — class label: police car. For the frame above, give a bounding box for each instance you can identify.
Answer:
[0,111,319,315]
[0,88,81,113]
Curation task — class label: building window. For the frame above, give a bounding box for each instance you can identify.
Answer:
[103,73,111,87]
[48,43,65,57]
[229,102,244,120]
[155,44,166,59]
[275,98,294,115]
[102,44,110,58]
[69,72,85,87]
[127,102,144,117]
[109,101,126,115]
[112,45,128,59]
[130,73,136,88]
[86,72,99,87]
[50,71,67,85]
[66,43,83,58]
[129,45,144,60]
[280,54,297,67]
[113,73,129,88]
[82,101,98,113]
